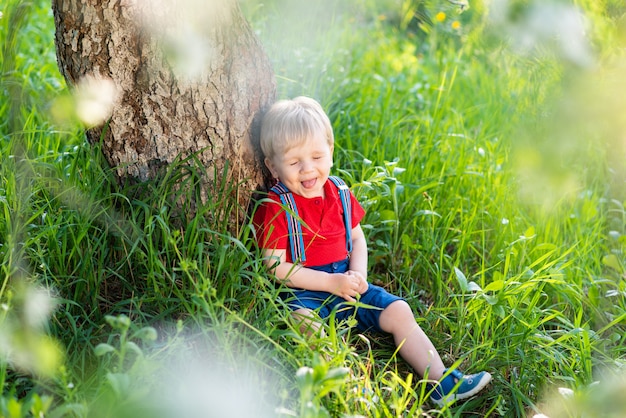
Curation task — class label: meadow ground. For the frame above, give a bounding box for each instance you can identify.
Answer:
[1,0,626,417]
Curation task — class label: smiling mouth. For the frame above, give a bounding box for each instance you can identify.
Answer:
[301,178,317,189]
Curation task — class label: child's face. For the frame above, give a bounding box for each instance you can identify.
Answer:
[265,133,333,198]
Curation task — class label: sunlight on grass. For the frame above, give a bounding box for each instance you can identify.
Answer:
[1,0,626,416]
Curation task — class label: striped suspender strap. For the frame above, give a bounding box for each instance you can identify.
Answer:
[270,182,307,263]
[270,177,354,263]
[328,176,353,254]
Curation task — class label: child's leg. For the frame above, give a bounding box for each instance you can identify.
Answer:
[378,300,446,380]
[292,307,323,336]
[375,298,491,404]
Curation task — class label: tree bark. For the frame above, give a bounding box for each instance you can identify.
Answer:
[51,0,275,220]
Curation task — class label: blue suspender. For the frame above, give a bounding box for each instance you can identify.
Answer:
[269,176,353,263]
[270,181,307,263]
[328,176,353,255]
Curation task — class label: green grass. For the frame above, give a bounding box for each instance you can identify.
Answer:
[2,0,626,417]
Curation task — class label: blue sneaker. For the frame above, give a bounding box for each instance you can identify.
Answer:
[428,368,492,406]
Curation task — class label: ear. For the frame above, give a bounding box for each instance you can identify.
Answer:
[264,157,278,178]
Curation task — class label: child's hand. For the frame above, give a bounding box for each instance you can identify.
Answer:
[330,273,366,302]
[346,270,368,294]
[330,271,368,302]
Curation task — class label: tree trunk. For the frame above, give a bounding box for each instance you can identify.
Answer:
[51,0,275,220]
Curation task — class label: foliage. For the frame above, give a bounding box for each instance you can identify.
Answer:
[2,0,626,417]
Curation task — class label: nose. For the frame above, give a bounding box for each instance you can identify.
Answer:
[300,159,314,173]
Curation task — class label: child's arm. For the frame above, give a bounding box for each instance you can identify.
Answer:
[348,224,367,278]
[262,248,364,302]
[347,224,369,294]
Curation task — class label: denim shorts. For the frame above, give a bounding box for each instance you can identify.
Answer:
[280,258,403,332]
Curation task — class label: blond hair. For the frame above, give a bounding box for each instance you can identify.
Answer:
[260,96,334,160]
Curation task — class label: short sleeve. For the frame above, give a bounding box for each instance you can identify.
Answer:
[252,194,289,252]
[349,190,366,228]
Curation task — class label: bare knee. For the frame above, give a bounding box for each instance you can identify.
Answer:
[292,308,323,336]
[379,300,417,334]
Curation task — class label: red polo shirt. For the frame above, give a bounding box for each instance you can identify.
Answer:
[253,179,366,267]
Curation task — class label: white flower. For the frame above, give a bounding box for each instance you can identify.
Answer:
[558,387,575,398]
[74,75,119,127]
[24,287,56,328]
[489,0,593,67]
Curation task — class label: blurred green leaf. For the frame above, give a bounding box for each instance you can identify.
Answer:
[454,266,468,292]
[94,343,116,357]
[106,372,131,398]
[132,326,157,342]
[602,254,623,273]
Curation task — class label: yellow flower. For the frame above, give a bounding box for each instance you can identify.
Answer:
[435,12,446,22]
[451,20,461,30]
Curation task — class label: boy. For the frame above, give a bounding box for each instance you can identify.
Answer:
[252,96,491,406]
